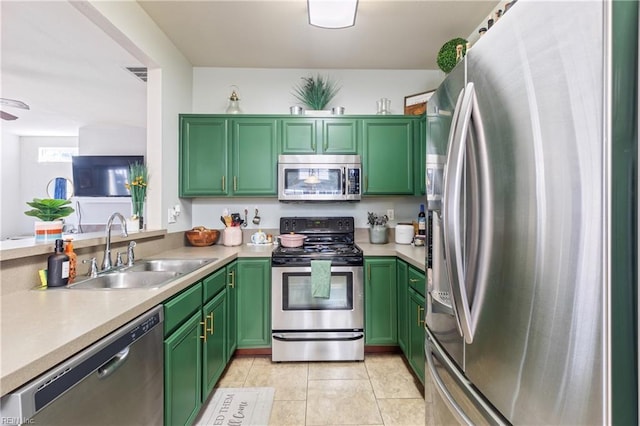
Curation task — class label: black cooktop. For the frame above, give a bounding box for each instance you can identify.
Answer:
[272,217,363,267]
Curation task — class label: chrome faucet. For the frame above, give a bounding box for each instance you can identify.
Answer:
[102,212,128,271]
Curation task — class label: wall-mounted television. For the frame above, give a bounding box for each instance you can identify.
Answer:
[72,155,144,197]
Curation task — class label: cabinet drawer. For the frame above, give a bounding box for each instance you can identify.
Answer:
[203,268,227,303]
[408,266,425,297]
[164,282,203,337]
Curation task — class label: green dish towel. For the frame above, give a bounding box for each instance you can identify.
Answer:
[311,260,331,298]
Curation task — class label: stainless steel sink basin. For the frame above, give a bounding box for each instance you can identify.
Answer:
[126,258,216,274]
[69,271,181,290]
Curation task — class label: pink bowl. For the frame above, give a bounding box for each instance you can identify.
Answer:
[278,233,307,248]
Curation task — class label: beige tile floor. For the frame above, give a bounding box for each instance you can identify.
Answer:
[208,353,428,425]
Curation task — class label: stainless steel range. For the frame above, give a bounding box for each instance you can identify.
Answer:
[271,217,364,362]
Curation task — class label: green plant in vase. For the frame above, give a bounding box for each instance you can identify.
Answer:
[367,212,389,244]
[125,162,148,230]
[292,74,340,111]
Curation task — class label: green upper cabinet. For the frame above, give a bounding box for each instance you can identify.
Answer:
[230,118,278,195]
[179,115,278,197]
[362,117,415,195]
[179,116,228,197]
[281,118,359,154]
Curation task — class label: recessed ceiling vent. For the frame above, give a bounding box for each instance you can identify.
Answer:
[125,67,148,82]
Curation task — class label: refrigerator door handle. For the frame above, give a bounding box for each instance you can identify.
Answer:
[441,88,466,336]
[426,336,473,425]
[443,82,489,344]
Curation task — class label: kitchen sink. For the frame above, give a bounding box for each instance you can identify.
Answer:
[125,258,216,274]
[68,271,182,290]
[66,258,216,290]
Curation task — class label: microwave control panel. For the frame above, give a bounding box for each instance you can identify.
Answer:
[346,168,361,195]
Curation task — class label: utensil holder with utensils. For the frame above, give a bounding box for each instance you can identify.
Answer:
[223,227,242,246]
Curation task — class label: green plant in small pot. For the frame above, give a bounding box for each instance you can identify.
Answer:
[292,74,340,111]
[25,198,75,242]
[367,212,389,244]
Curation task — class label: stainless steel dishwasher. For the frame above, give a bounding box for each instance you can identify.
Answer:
[0,306,163,425]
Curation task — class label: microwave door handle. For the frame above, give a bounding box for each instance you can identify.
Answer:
[343,167,347,195]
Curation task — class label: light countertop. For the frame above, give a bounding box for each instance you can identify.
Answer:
[0,242,424,397]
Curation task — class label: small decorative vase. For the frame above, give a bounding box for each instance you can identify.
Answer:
[34,220,63,243]
[369,225,388,244]
[126,217,139,234]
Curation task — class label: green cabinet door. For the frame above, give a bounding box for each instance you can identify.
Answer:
[164,311,203,426]
[202,290,227,399]
[236,259,271,348]
[226,261,238,361]
[364,257,397,345]
[179,116,229,196]
[396,259,409,354]
[230,118,278,195]
[281,118,319,153]
[322,118,359,154]
[362,118,415,194]
[408,287,425,384]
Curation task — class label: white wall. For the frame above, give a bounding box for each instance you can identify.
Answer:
[0,131,22,238]
[190,67,442,231]
[193,68,444,115]
[78,124,145,155]
[81,1,193,232]
[11,136,77,238]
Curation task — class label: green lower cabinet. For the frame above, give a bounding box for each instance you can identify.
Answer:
[226,261,238,361]
[164,310,203,426]
[364,257,397,345]
[202,290,227,399]
[396,260,409,353]
[408,287,425,385]
[236,258,271,348]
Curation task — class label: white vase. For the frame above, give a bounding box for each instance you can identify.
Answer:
[34,220,63,243]
[369,225,388,244]
[126,217,139,234]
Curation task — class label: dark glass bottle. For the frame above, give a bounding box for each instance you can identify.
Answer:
[47,239,70,287]
[418,204,426,236]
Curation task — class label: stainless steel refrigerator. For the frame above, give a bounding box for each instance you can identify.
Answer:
[424,0,638,424]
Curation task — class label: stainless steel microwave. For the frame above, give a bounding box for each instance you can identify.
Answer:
[277,155,361,202]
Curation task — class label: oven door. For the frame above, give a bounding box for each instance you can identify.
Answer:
[272,265,364,331]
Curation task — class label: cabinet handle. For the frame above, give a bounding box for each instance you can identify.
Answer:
[365,176,368,191]
[417,305,425,327]
[409,278,419,283]
[200,321,208,342]
[228,270,235,288]
[221,176,226,191]
[323,140,328,152]
[207,313,214,335]
[311,140,316,151]
[367,265,371,281]
[233,176,237,191]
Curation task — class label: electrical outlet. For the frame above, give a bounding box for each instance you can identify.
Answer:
[386,209,395,221]
[168,208,177,224]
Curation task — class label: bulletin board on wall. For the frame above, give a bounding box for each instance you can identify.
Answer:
[404,90,435,115]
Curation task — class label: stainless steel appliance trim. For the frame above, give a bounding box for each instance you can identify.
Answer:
[272,265,364,331]
[272,331,364,341]
[426,328,507,425]
[277,154,362,201]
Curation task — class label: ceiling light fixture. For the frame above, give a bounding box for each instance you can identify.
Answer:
[308,0,358,29]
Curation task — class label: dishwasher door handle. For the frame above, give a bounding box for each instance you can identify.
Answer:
[97,347,130,379]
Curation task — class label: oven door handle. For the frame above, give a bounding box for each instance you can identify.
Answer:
[272,332,364,342]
